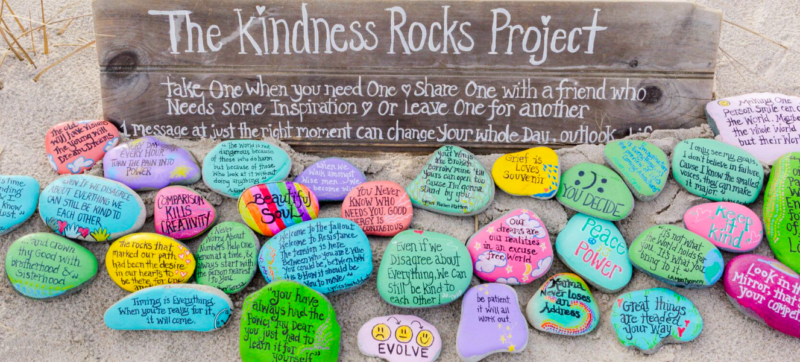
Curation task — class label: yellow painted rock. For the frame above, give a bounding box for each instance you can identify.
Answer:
[106,233,196,292]
[492,147,560,199]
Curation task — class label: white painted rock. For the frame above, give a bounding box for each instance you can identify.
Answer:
[358,315,442,362]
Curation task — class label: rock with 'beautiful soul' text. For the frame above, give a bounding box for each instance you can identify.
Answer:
[238,181,319,237]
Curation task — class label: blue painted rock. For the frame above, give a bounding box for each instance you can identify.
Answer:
[196,222,260,294]
[491,147,560,199]
[0,175,40,235]
[238,182,320,237]
[672,139,763,204]
[630,225,724,288]
[104,284,233,331]
[556,163,634,221]
[39,175,145,242]
[603,140,669,201]
[457,283,528,362]
[106,233,195,292]
[45,120,119,174]
[357,315,442,362]
[555,213,632,293]
[5,233,97,299]
[611,288,703,354]
[294,157,366,202]
[684,202,762,253]
[764,153,800,273]
[526,273,599,336]
[154,186,217,240]
[103,136,201,190]
[203,140,291,198]
[258,218,372,295]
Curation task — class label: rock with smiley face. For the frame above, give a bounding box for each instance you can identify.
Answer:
[526,273,600,336]
[357,315,442,362]
[237,182,320,237]
[556,163,634,221]
[603,140,669,201]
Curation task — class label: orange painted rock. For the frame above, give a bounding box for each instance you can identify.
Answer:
[45,120,119,174]
[237,182,320,237]
[342,181,413,236]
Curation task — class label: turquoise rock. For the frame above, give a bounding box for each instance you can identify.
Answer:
[526,273,600,336]
[556,163,634,221]
[0,175,40,235]
[202,140,291,198]
[603,140,669,201]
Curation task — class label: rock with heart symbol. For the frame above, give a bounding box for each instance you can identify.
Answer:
[525,273,599,336]
[341,181,413,237]
[203,140,291,198]
[357,315,441,362]
[238,181,320,237]
[603,140,669,201]
[491,147,560,199]
[764,152,800,273]
[0,175,40,236]
[456,283,528,362]
[556,163,634,221]
[196,222,260,294]
[684,202,762,253]
[106,233,195,292]
[258,218,372,295]
[45,120,119,175]
[103,136,201,191]
[154,186,217,240]
[294,157,366,202]
[610,288,703,354]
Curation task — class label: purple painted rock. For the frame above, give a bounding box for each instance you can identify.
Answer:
[724,254,800,338]
[103,137,201,190]
[45,120,119,174]
[154,186,217,240]
[294,158,366,202]
[457,283,528,362]
[684,202,763,253]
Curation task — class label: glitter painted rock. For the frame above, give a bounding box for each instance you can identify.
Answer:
[196,222,260,294]
[294,157,366,202]
[491,147,560,199]
[341,181,413,237]
[106,233,195,292]
[684,202,762,253]
[764,152,800,273]
[357,315,442,362]
[237,181,320,237]
[0,175,40,235]
[203,140,291,198]
[457,283,528,362]
[526,273,599,336]
[103,136,201,190]
[45,120,119,174]
[556,162,634,221]
[154,186,217,240]
[603,140,669,201]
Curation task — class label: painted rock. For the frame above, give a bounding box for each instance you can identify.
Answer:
[406,145,494,216]
[630,225,724,288]
[39,175,145,242]
[342,181,413,237]
[357,315,442,362]
[603,140,669,201]
[196,222,260,294]
[457,283,528,362]
[103,136,200,190]
[556,163,634,221]
[526,273,599,336]
[672,139,763,204]
[203,140,291,198]
[154,186,217,240]
[45,120,119,174]
[491,147,560,199]
[706,93,800,164]
[377,230,472,308]
[5,233,97,299]
[104,284,233,331]
[0,176,40,235]
[684,202,762,253]
[723,254,800,338]
[294,157,366,202]
[467,209,552,285]
[240,280,341,362]
[106,233,195,292]
[764,153,800,273]
[238,182,320,237]
[610,288,703,354]
[258,218,372,295]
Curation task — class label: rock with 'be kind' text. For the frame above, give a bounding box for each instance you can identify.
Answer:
[764,152,800,273]
[556,163,634,221]
[684,202,762,253]
[603,140,669,201]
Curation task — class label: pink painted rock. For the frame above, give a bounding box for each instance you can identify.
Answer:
[154,186,217,240]
[467,209,553,285]
[342,181,413,237]
[684,202,762,253]
[45,120,119,174]
[724,254,800,338]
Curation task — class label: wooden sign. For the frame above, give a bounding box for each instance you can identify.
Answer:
[92,0,722,152]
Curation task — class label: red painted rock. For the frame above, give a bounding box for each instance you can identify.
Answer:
[684,202,762,253]
[45,120,119,174]
[341,181,412,237]
[154,186,217,240]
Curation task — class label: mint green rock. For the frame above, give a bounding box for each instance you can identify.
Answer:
[203,140,291,198]
[604,140,669,201]
[196,222,260,294]
[556,163,634,221]
[764,152,800,273]
[526,273,599,336]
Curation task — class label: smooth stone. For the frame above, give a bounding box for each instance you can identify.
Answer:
[294,157,366,202]
[258,218,372,295]
[603,140,669,201]
[684,202,762,253]
[0,175,40,235]
[629,225,724,288]
[357,315,442,362]
[556,163,634,221]
[39,175,145,242]
[103,136,200,190]
[406,145,494,216]
[526,273,599,336]
[106,233,195,292]
[5,233,97,299]
[154,186,217,240]
[377,230,472,308]
[104,284,233,331]
[456,283,528,362]
[45,120,119,174]
[555,213,632,293]
[238,182,320,237]
[672,138,763,204]
[723,254,800,338]
[764,152,800,272]
[203,140,291,198]
[467,209,552,285]
[240,280,340,362]
[342,181,413,237]
[491,147,560,199]
[610,288,703,354]
[196,222,260,294]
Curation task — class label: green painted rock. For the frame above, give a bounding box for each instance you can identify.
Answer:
[196,222,260,294]
[764,152,800,273]
[672,139,763,204]
[526,273,599,336]
[406,145,494,216]
[556,163,634,221]
[240,280,340,362]
[377,230,472,308]
[5,233,98,299]
[603,140,669,201]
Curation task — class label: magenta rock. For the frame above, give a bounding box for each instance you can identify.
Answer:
[45,120,119,175]
[684,202,763,253]
[154,186,217,240]
[294,157,366,202]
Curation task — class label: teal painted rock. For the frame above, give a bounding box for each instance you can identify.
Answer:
[526,273,599,336]
[672,139,763,204]
[457,283,528,362]
[240,280,341,362]
[104,284,233,331]
[556,163,634,221]
[39,175,146,242]
[196,222,260,294]
[764,152,800,273]
[258,218,372,295]
[603,140,669,201]
[378,230,472,308]
[555,213,632,293]
[0,175,40,235]
[611,288,703,354]
[406,145,494,216]
[5,233,97,299]
[630,225,724,288]
[203,140,291,198]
